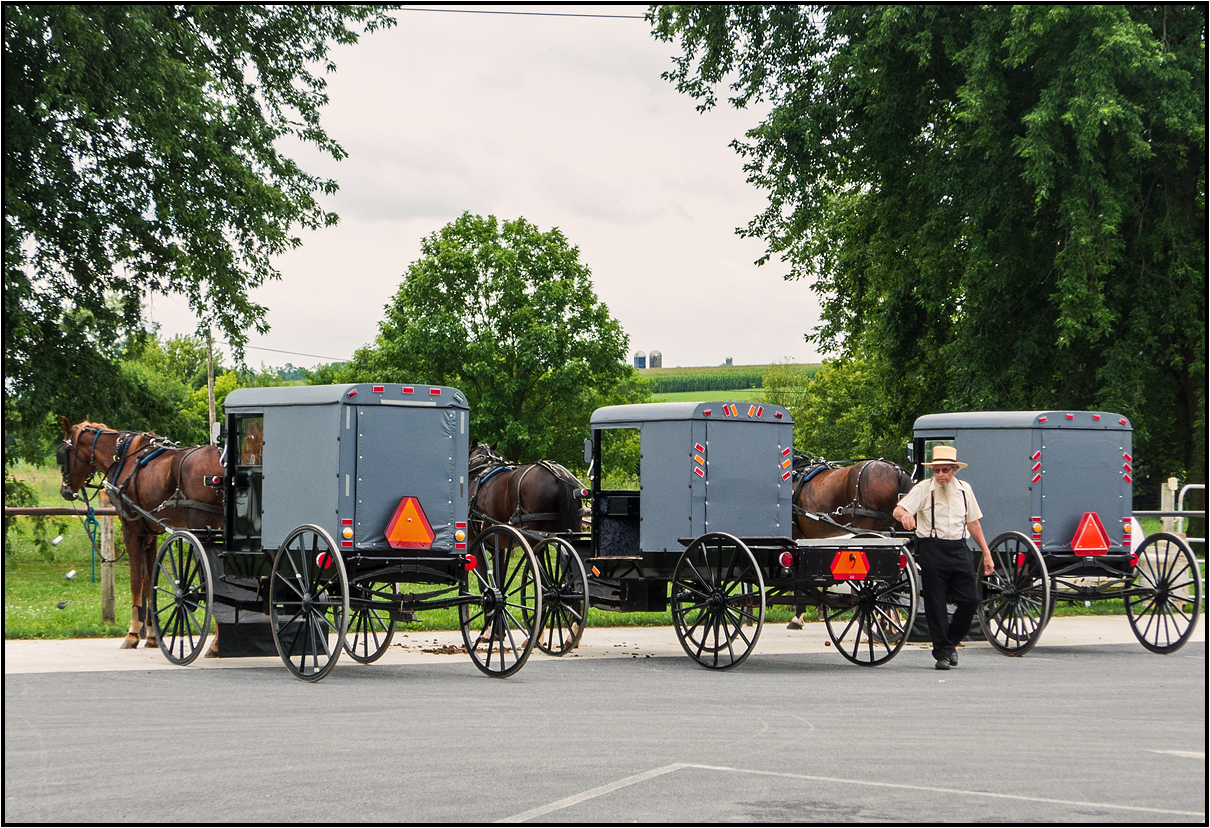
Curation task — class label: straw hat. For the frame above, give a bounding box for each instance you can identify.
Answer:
[922,445,967,469]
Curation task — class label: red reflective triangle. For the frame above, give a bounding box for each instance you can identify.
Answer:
[385,497,435,549]
[1070,512,1110,556]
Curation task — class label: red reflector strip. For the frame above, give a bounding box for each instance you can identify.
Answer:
[702,409,712,416]
[1066,414,1074,420]
[341,519,353,526]
[1123,452,1132,462]
[373,385,384,393]
[756,406,764,417]
[1038,416,1047,423]
[455,522,466,529]
[1123,463,1132,472]
[1119,418,1128,425]
[403,387,414,394]
[348,389,358,397]
[694,467,705,477]
[782,471,792,481]
[455,543,466,550]
[1124,474,1132,483]
[1032,462,1042,472]
[342,541,353,548]
[775,411,783,418]
[782,447,792,457]
[1031,451,1042,461]
[696,444,706,453]
[1032,474,1042,484]
[1093,414,1101,420]
[430,388,441,395]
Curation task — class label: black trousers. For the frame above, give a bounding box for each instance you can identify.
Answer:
[916,537,978,661]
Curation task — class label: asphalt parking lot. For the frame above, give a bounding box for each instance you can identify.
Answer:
[5,617,1205,823]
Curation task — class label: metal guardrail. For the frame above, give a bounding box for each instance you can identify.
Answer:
[1133,508,1206,548]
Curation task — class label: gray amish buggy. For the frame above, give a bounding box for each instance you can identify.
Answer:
[148,383,542,681]
[582,401,919,669]
[910,410,1202,656]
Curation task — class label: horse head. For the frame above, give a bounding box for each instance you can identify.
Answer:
[57,418,110,501]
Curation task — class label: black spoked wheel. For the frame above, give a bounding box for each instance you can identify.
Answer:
[459,525,541,677]
[269,525,349,682]
[1126,532,1203,654]
[821,548,919,666]
[345,580,397,664]
[671,533,766,670]
[151,530,213,666]
[977,532,1051,656]
[533,537,590,656]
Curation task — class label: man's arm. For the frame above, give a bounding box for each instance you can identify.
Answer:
[967,519,994,575]
[893,503,916,531]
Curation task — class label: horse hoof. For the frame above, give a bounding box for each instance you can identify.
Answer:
[120,635,141,649]
[144,638,157,649]
[786,617,804,630]
[204,644,219,659]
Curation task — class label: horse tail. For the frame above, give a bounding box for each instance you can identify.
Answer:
[554,471,582,532]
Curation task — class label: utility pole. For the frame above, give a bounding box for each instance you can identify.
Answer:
[206,329,217,441]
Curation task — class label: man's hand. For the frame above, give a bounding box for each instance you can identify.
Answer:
[893,504,916,531]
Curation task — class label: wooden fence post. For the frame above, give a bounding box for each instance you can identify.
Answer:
[101,516,115,624]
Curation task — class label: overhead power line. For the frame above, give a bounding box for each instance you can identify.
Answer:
[396,7,645,20]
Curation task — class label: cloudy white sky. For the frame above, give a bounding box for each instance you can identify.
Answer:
[148,5,825,370]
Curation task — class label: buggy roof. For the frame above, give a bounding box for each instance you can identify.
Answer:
[224,383,468,411]
[591,401,792,427]
[913,410,1131,432]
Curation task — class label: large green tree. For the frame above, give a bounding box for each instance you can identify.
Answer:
[652,5,1206,488]
[350,212,645,467]
[3,4,392,461]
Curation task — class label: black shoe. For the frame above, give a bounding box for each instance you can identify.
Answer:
[948,651,959,666]
[934,659,951,671]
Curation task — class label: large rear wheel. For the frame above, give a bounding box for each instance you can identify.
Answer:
[345,580,397,664]
[671,533,765,670]
[269,525,349,682]
[976,532,1050,656]
[1127,533,1202,654]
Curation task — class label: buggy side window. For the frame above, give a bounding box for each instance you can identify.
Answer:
[600,428,640,491]
[237,417,264,466]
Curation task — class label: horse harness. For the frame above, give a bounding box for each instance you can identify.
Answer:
[469,457,588,527]
[63,426,223,531]
[792,457,903,527]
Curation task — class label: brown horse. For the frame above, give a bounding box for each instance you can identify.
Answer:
[57,418,224,648]
[787,457,914,627]
[467,443,587,538]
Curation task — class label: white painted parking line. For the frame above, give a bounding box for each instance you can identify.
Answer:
[499,762,1206,822]
[1146,749,1205,759]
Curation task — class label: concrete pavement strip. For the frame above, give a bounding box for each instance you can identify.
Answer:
[5,616,1199,674]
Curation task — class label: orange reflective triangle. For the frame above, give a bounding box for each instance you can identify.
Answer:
[1070,512,1110,556]
[830,549,870,580]
[385,497,435,549]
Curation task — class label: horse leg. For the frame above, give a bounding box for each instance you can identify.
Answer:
[141,534,158,648]
[119,525,144,648]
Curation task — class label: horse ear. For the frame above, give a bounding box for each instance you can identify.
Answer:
[490,442,498,451]
[61,416,71,437]
[470,438,478,449]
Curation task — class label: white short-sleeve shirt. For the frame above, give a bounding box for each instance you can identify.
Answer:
[899,477,983,540]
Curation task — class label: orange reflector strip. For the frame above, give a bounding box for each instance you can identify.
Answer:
[385,497,436,549]
[1071,512,1110,556]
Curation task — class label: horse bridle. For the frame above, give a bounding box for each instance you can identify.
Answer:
[58,426,107,504]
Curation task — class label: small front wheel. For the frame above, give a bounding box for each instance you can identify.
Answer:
[345,580,398,664]
[151,530,213,666]
[269,525,349,682]
[671,533,765,670]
